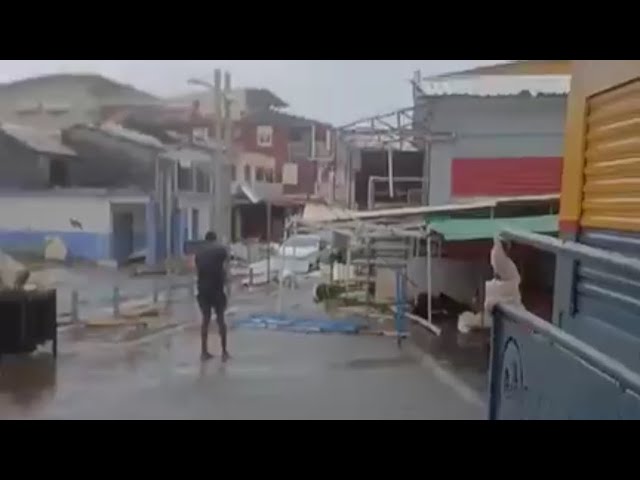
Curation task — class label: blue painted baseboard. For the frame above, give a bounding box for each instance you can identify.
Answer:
[0,230,111,261]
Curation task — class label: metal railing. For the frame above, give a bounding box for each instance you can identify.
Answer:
[65,275,196,324]
[494,302,640,397]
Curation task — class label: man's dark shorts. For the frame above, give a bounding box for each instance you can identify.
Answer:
[197,291,227,322]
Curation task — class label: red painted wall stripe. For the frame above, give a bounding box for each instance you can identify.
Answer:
[451,157,562,197]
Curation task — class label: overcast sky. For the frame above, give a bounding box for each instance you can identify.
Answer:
[0,60,507,125]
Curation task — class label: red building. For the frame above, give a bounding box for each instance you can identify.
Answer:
[105,88,333,241]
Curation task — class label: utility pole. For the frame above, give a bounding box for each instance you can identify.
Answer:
[211,69,222,235]
[189,69,232,243]
[221,71,233,244]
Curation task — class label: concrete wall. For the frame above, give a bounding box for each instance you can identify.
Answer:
[0,192,112,260]
[415,95,567,205]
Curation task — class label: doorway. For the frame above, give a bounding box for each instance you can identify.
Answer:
[112,211,134,265]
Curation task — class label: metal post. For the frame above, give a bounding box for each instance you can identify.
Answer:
[112,286,120,318]
[366,236,372,317]
[422,140,432,206]
[367,175,375,210]
[345,238,352,295]
[266,201,272,286]
[211,69,222,237]
[152,278,159,304]
[387,147,394,198]
[395,268,406,349]
[221,71,233,244]
[165,276,173,311]
[71,290,79,323]
[277,220,289,313]
[427,229,432,327]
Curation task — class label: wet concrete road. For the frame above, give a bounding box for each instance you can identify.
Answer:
[0,321,484,420]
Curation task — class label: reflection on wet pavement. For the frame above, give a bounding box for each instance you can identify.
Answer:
[0,279,485,420]
[0,324,483,419]
[0,354,57,414]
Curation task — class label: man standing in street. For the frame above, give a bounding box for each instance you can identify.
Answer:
[195,231,230,361]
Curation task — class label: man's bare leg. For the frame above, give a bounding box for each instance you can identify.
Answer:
[201,309,214,361]
[216,311,229,362]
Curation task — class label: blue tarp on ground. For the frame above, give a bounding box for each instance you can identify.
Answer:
[232,314,364,334]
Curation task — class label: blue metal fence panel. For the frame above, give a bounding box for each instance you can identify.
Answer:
[570,229,640,372]
[489,304,640,420]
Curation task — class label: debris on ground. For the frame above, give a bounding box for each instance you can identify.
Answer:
[313,283,346,302]
[0,249,31,289]
[44,236,68,262]
[457,311,487,334]
[233,314,365,334]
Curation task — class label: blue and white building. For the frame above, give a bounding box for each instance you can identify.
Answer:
[0,122,220,266]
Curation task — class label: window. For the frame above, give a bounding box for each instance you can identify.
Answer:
[244,165,252,183]
[196,168,209,193]
[265,168,274,183]
[231,164,237,182]
[49,158,69,187]
[256,125,273,147]
[177,164,192,191]
[289,127,303,142]
[256,167,265,182]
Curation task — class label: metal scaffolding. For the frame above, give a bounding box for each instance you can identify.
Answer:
[335,102,454,208]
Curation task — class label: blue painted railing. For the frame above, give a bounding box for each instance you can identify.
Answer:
[489,229,640,420]
[489,303,640,419]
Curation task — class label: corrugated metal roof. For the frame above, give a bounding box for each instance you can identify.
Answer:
[428,214,558,241]
[0,123,76,156]
[99,122,164,148]
[419,75,570,97]
[299,194,559,225]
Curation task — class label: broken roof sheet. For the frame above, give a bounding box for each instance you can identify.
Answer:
[233,183,261,204]
[302,203,354,223]
[98,122,164,148]
[300,194,559,225]
[0,123,76,156]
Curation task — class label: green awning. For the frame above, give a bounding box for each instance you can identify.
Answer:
[427,214,558,241]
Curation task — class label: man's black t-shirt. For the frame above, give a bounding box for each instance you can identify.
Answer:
[195,243,228,298]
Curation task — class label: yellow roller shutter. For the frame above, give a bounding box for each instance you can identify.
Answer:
[583,78,640,231]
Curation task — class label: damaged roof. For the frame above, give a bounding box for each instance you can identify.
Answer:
[0,123,76,156]
[0,73,159,105]
[64,123,223,165]
[418,74,570,98]
[167,88,288,112]
[98,122,165,148]
[240,109,330,128]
